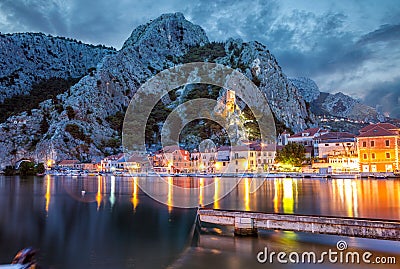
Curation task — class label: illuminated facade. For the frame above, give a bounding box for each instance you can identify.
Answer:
[357,123,400,172]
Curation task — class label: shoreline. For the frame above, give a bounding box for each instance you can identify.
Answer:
[39,171,400,179]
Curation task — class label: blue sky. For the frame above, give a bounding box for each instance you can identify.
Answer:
[0,0,399,116]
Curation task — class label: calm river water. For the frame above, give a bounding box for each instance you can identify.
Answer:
[0,176,399,268]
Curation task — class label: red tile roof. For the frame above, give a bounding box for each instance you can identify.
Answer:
[359,123,399,133]
[357,125,398,138]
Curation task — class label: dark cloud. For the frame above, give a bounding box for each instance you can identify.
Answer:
[0,0,69,35]
[0,0,399,115]
[186,0,279,42]
[363,78,400,118]
[358,24,400,44]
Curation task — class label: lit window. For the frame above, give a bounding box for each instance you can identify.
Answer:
[362,141,367,147]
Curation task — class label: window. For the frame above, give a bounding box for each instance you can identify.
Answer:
[234,153,239,159]
[250,160,254,165]
[363,154,367,159]
[223,162,226,166]
[370,141,375,147]
[362,141,367,147]
[371,153,376,159]
[250,152,254,157]
[335,143,340,146]
[235,160,238,165]
[385,140,390,147]
[325,144,329,146]
[386,152,391,159]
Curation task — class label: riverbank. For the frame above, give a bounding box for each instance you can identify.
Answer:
[44,170,400,179]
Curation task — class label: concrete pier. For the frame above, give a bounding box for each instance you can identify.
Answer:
[199,209,400,240]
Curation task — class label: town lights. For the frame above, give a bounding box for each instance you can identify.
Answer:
[46,159,53,169]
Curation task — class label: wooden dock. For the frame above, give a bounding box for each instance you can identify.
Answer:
[198,209,400,240]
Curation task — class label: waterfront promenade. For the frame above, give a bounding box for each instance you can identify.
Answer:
[199,208,400,240]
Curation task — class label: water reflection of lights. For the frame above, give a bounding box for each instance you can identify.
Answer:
[45,175,51,215]
[131,177,138,212]
[110,176,116,209]
[167,177,173,213]
[96,176,102,210]
[282,178,294,214]
[214,178,220,209]
[199,178,204,207]
[333,179,359,217]
[244,178,250,211]
[273,178,297,214]
[273,179,280,213]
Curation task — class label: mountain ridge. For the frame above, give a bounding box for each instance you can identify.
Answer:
[0,13,385,168]
[0,32,116,103]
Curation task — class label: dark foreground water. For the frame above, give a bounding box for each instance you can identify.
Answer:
[0,176,399,268]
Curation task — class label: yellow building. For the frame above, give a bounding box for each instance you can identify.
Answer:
[357,123,400,172]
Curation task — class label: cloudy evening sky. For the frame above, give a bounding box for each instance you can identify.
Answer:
[0,0,399,116]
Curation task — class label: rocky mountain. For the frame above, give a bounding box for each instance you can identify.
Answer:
[0,32,116,102]
[290,77,384,123]
[0,12,315,168]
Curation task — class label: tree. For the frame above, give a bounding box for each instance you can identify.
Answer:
[36,163,45,174]
[275,143,306,167]
[19,161,36,176]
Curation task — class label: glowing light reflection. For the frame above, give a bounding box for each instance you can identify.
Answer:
[199,178,204,207]
[110,176,116,208]
[244,178,250,211]
[45,175,51,215]
[282,178,294,214]
[167,177,173,213]
[214,178,220,209]
[96,176,102,210]
[131,177,138,212]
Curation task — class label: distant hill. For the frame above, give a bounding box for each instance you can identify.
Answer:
[290,77,385,133]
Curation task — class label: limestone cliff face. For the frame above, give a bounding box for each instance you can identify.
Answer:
[217,39,314,133]
[290,77,384,122]
[0,32,115,102]
[0,13,209,167]
[0,13,315,168]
